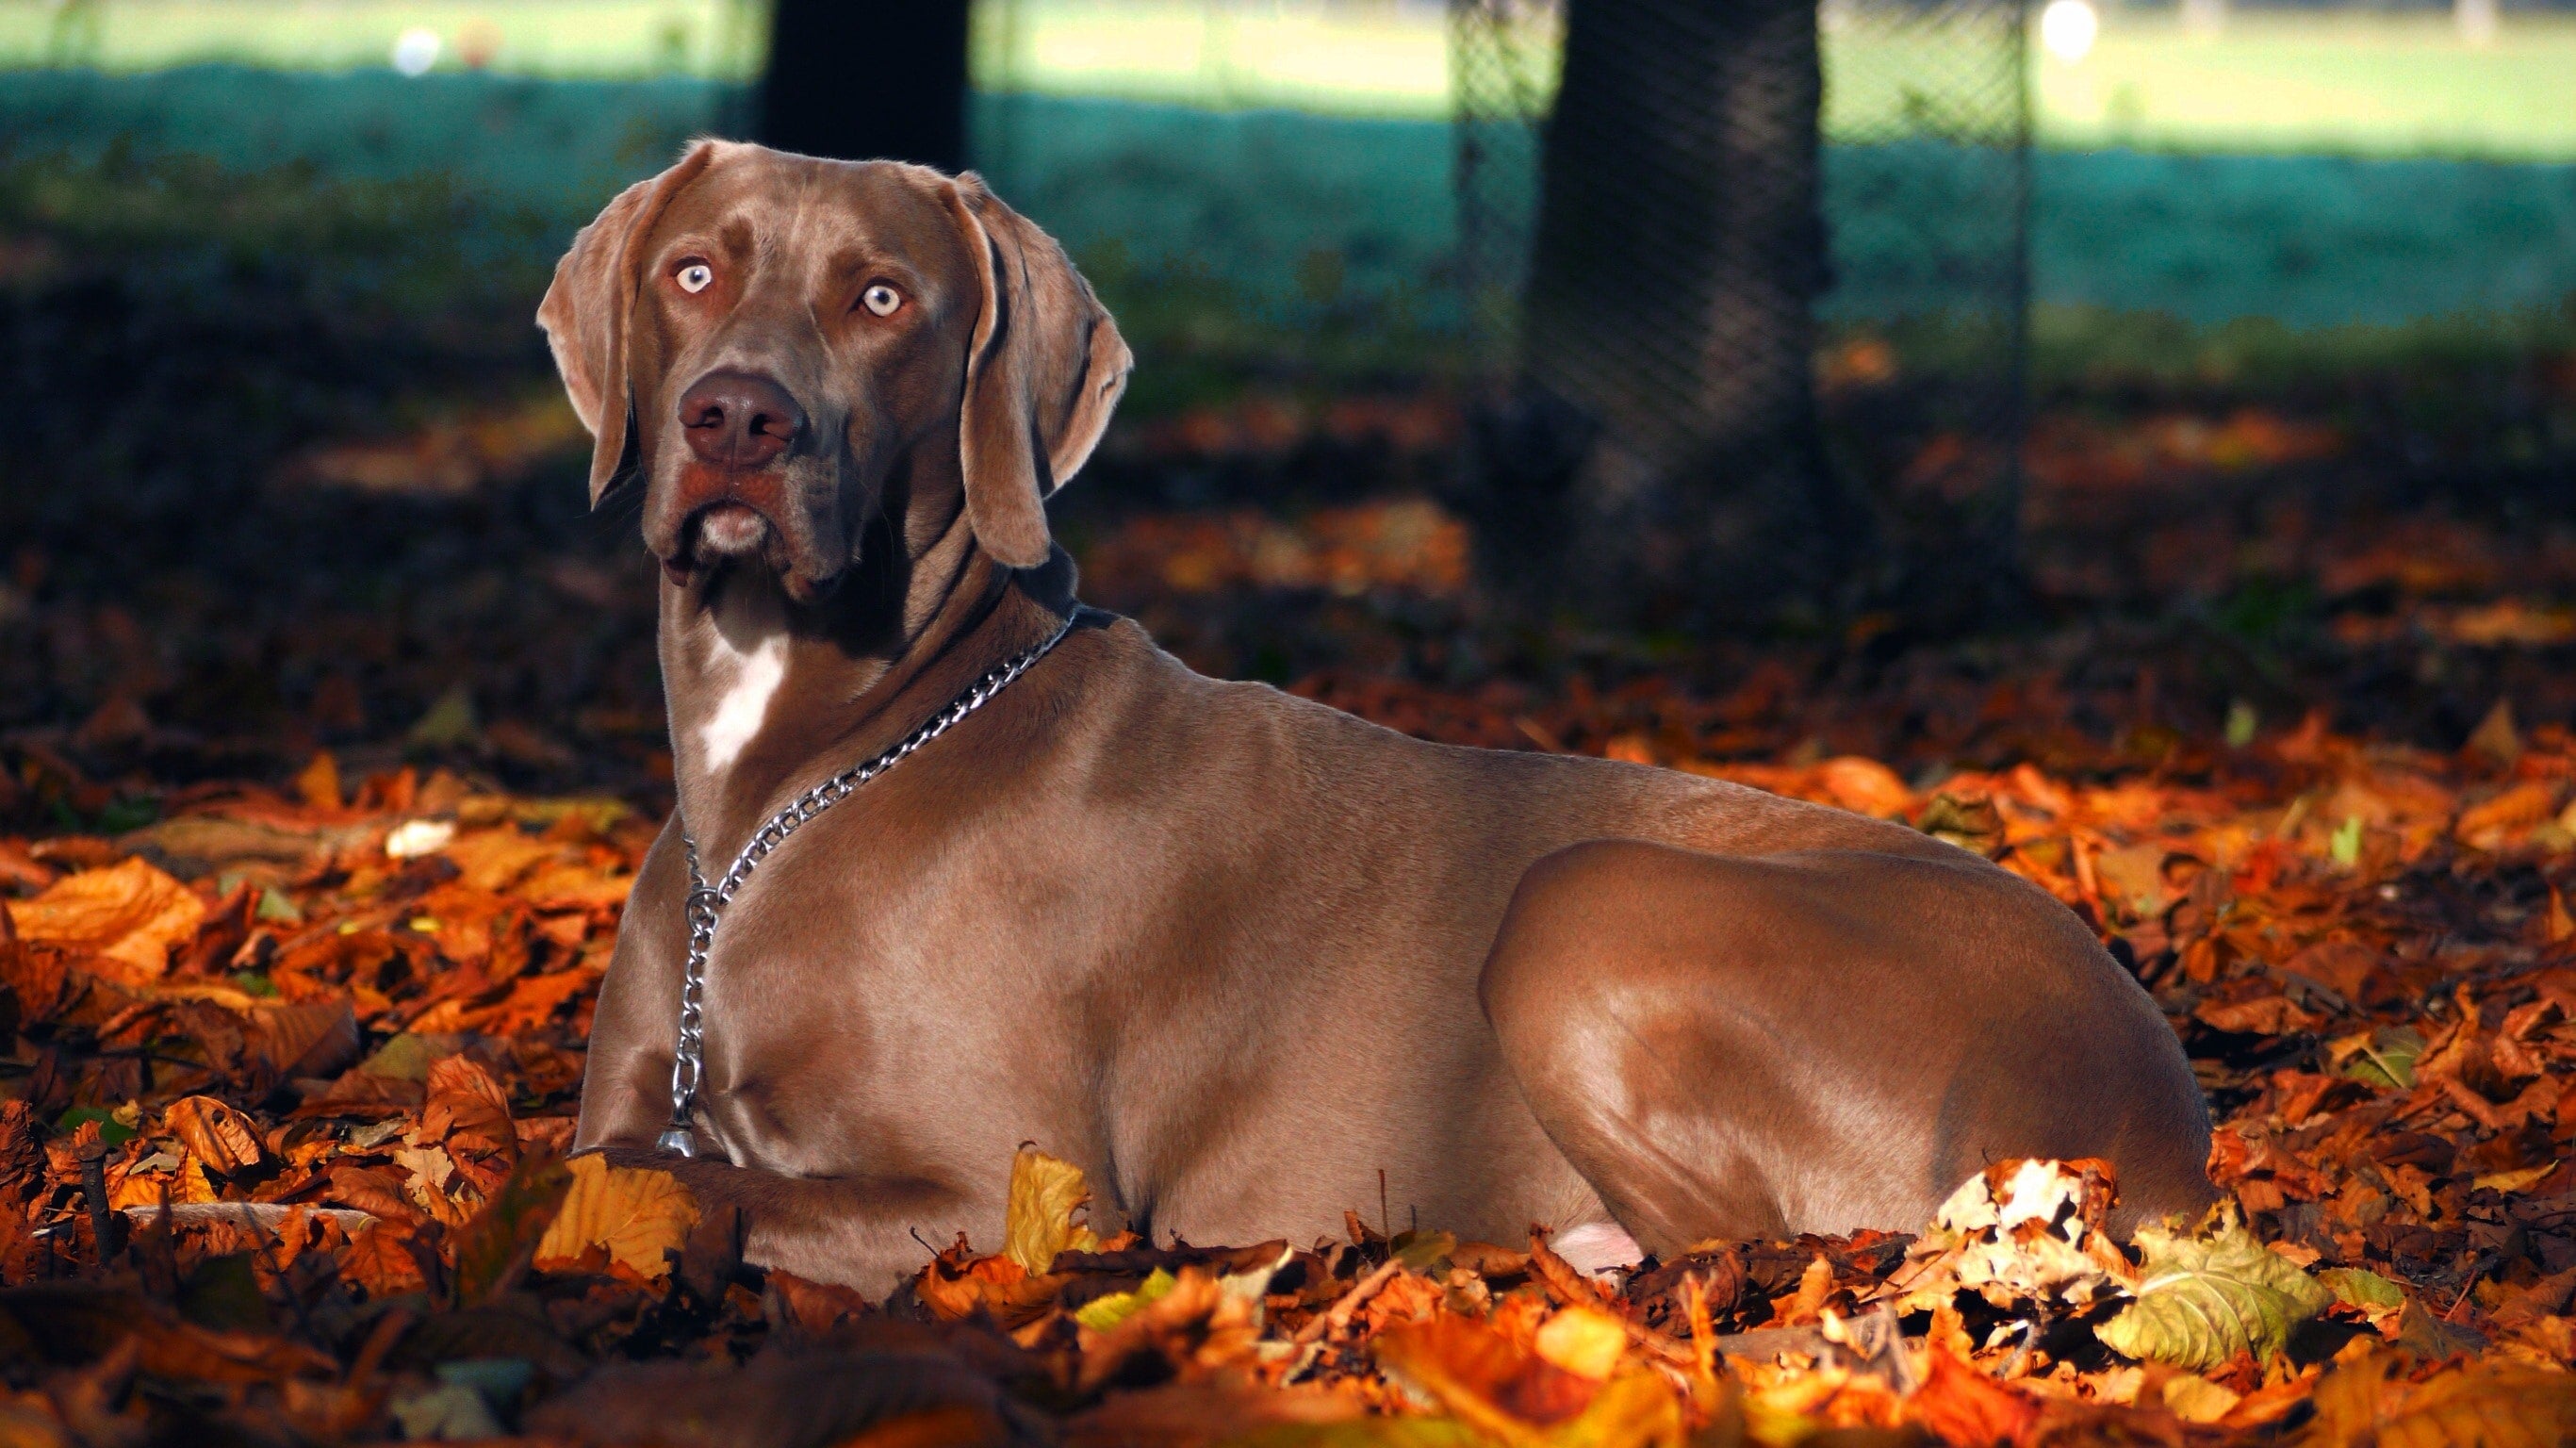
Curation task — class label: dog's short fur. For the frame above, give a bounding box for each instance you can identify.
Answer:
[546,141,2214,1291]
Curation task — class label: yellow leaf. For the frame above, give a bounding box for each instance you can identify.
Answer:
[533,1153,699,1280]
[1552,1370,1685,1448]
[1075,1266,1176,1332]
[2160,1374,2241,1424]
[1003,1145,1100,1275]
[1534,1306,1630,1381]
[2095,1209,2333,1371]
[6,857,205,977]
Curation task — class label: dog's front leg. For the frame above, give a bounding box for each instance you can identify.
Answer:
[586,1144,970,1295]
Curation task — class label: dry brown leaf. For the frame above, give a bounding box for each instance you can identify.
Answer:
[421,1055,517,1163]
[517,864,635,912]
[338,1223,429,1297]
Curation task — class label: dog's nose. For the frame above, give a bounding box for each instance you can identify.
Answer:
[678,370,805,469]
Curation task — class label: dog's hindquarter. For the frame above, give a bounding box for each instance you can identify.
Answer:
[1059,630,1998,1246]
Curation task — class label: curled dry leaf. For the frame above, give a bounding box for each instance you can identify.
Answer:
[1004,1144,1102,1275]
[160,1095,263,1176]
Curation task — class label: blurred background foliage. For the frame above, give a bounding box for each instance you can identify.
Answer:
[3,1,2568,416]
[0,0,2569,779]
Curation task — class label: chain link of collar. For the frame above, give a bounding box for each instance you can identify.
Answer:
[655,613,1076,1157]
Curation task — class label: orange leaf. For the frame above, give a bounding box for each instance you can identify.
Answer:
[2454,780,2557,848]
[162,1095,264,1176]
[1377,1314,1599,1439]
[421,1055,517,1165]
[293,751,342,812]
[2305,1347,2576,1448]
[471,970,593,1037]
[439,829,566,893]
[1907,1347,2042,1447]
[2195,995,2325,1038]
[5,858,205,978]
[1817,756,1914,818]
[339,1223,429,1298]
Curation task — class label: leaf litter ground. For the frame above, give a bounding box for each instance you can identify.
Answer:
[2,402,2575,1444]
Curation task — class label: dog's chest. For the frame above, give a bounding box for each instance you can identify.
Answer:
[678,846,1100,1171]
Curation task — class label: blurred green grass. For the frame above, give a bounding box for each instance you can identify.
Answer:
[0,0,765,79]
[6,2,2569,159]
[2026,13,2576,161]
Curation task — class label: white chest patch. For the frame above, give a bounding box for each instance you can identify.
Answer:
[697,631,788,774]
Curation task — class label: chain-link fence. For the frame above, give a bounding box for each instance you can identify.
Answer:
[1451,0,2031,620]
[1814,0,2030,586]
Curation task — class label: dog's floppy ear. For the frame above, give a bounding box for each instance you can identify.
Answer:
[538,140,722,507]
[943,174,1132,569]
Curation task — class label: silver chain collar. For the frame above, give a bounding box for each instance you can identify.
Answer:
[655,613,1077,1158]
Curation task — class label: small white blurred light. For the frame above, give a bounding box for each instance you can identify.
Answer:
[2040,0,2098,63]
[384,818,456,860]
[391,27,442,76]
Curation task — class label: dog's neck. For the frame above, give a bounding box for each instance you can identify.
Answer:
[656,511,1068,864]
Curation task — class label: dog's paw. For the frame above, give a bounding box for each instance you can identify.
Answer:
[1552,1221,1644,1277]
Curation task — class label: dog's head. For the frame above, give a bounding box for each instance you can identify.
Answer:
[538,141,1129,601]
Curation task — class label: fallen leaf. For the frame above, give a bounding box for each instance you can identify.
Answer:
[1075,1266,1178,1332]
[439,828,562,893]
[1004,1144,1102,1275]
[2095,1210,2334,1372]
[2455,780,2558,847]
[533,1152,699,1281]
[1377,1314,1600,1437]
[2300,1348,2576,1447]
[2162,1373,2242,1423]
[1885,1159,2129,1314]
[1532,1306,1629,1381]
[1906,1346,2042,1446]
[161,1095,263,1176]
[6,858,205,977]
[449,1151,572,1306]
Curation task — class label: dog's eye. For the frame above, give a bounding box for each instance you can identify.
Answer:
[676,262,714,294]
[861,283,903,317]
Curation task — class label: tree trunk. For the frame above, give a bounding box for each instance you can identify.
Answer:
[1504,0,1846,627]
[759,0,971,171]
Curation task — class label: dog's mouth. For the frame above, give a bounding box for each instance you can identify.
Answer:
[664,495,846,602]
[690,501,773,561]
[668,497,789,582]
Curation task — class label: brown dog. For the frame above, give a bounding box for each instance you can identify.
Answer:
[545,140,2213,1292]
